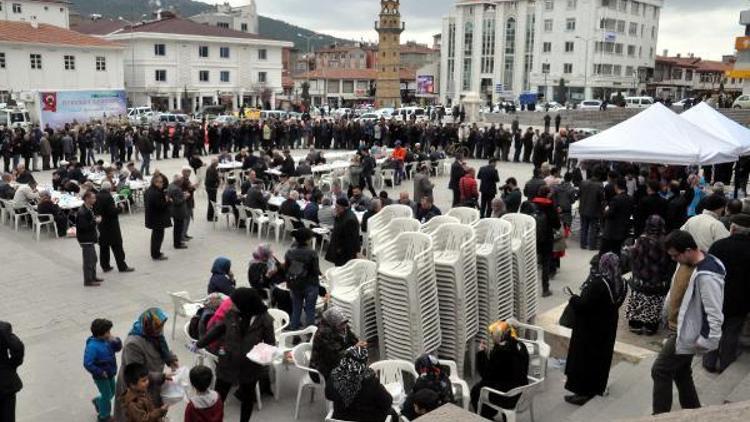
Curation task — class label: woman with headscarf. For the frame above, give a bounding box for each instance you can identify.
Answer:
[310,307,361,382]
[625,215,673,336]
[196,293,228,340]
[325,346,396,422]
[207,257,236,296]
[401,354,455,420]
[564,253,627,405]
[247,244,291,312]
[470,321,529,419]
[114,308,178,420]
[195,288,275,422]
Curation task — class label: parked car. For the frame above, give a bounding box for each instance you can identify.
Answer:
[732,95,750,109]
[156,113,188,127]
[578,99,620,110]
[573,127,601,137]
[537,101,566,112]
[356,112,382,123]
[672,98,695,109]
[393,106,427,122]
[214,115,239,125]
[624,96,655,109]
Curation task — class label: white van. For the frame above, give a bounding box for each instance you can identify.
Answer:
[394,106,427,122]
[0,108,31,128]
[624,96,654,109]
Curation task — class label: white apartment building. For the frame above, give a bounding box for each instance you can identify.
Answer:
[189,0,259,34]
[0,20,124,103]
[79,14,292,111]
[0,0,70,28]
[440,0,662,105]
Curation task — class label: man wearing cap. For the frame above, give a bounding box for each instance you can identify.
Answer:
[703,213,750,373]
[681,194,729,252]
[325,198,361,266]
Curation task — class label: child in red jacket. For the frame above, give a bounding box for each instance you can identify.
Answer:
[184,365,223,422]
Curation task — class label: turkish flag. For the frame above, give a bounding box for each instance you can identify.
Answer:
[41,92,57,112]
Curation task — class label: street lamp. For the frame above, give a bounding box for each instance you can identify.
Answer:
[575,35,594,99]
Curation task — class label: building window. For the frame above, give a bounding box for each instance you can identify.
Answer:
[671,68,683,80]
[30,54,42,69]
[154,44,166,56]
[12,3,21,14]
[462,21,473,91]
[615,43,623,55]
[220,71,230,82]
[220,47,230,58]
[199,70,209,82]
[685,70,693,81]
[342,80,354,94]
[564,41,574,53]
[524,12,535,91]
[503,18,516,91]
[327,79,339,93]
[593,63,613,75]
[480,15,496,74]
[95,56,106,71]
[217,22,229,28]
[649,47,653,58]
[567,0,577,9]
[632,1,640,15]
[258,49,267,60]
[639,46,642,57]
[564,63,573,74]
[654,6,659,19]
[613,65,622,76]
[542,63,551,73]
[651,26,656,39]
[447,22,456,90]
[566,18,576,32]
[601,18,616,31]
[0,53,5,69]
[616,20,625,34]
[627,45,636,56]
[602,0,616,9]
[258,72,267,83]
[544,0,554,10]
[543,42,552,53]
[629,22,638,36]
[620,0,628,12]
[241,23,248,32]
[544,19,553,32]
[155,69,166,82]
[625,66,634,76]
[199,46,209,58]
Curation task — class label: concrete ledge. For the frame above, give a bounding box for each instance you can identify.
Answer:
[537,303,657,365]
[621,400,750,421]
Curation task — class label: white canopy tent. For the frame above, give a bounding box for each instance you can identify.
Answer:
[568,103,739,166]
[680,102,750,155]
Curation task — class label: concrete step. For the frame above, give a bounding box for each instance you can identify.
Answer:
[533,363,581,422]
[566,356,657,421]
[694,352,750,406]
[726,364,750,403]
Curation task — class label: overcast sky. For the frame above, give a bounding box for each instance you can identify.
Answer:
[204,0,746,60]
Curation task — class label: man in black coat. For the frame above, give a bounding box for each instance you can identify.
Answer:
[144,175,172,261]
[166,174,189,249]
[523,168,546,200]
[360,149,377,197]
[325,198,361,266]
[477,158,500,218]
[280,191,304,229]
[77,190,102,286]
[634,180,667,236]
[448,154,466,207]
[95,182,133,273]
[0,320,24,422]
[600,178,633,256]
[242,181,267,210]
[578,171,605,250]
[280,150,296,176]
[205,158,220,222]
[704,214,750,373]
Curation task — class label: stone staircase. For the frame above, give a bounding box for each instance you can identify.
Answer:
[528,351,750,422]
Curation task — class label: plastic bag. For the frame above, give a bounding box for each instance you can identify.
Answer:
[245,343,279,366]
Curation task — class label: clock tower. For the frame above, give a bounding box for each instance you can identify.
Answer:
[375,0,404,108]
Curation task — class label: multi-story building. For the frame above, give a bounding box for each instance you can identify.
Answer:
[0,0,70,28]
[649,53,743,99]
[77,12,292,111]
[294,67,416,108]
[0,20,124,104]
[399,41,439,69]
[189,0,258,34]
[315,44,376,70]
[440,0,663,105]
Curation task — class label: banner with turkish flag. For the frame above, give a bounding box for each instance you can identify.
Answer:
[41,92,57,112]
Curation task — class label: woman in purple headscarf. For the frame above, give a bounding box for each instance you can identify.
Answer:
[564,252,627,406]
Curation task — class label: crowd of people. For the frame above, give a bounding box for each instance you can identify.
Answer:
[3,110,750,422]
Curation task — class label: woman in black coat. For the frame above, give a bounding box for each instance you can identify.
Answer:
[0,321,24,422]
[325,346,397,422]
[564,253,627,405]
[470,321,529,419]
[310,307,360,382]
[195,288,275,422]
[144,173,171,260]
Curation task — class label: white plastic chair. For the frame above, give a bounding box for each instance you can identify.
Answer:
[28,206,58,241]
[266,210,286,243]
[369,360,418,403]
[9,201,30,231]
[446,207,480,225]
[292,342,326,419]
[209,199,234,229]
[274,326,318,401]
[183,321,205,367]
[508,318,550,380]
[381,168,396,187]
[238,206,253,235]
[168,291,201,340]
[248,208,270,239]
[0,199,11,225]
[477,375,544,422]
[268,308,290,335]
[281,215,301,241]
[438,359,470,410]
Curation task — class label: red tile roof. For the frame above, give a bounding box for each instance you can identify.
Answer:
[655,55,701,68]
[117,16,274,41]
[72,19,126,36]
[696,60,733,73]
[296,68,415,80]
[0,21,122,48]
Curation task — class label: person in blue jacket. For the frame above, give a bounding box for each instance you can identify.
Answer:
[207,256,236,296]
[83,318,122,422]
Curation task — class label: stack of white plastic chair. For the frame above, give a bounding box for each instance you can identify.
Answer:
[419,215,459,238]
[325,259,379,342]
[432,223,478,376]
[501,213,539,323]
[446,207,480,225]
[375,232,442,361]
[369,217,421,262]
[366,204,414,259]
[473,218,515,344]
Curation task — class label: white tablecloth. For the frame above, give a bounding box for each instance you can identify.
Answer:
[218,162,243,170]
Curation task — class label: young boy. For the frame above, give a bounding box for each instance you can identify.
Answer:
[83,318,122,422]
[121,363,169,422]
[184,365,224,422]
[412,388,441,417]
